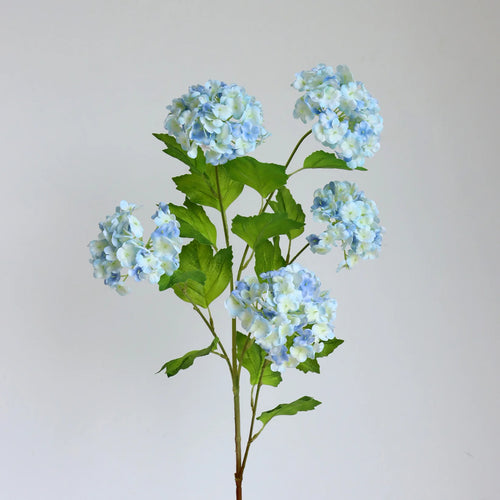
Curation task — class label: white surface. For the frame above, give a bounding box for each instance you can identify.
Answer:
[1,0,499,498]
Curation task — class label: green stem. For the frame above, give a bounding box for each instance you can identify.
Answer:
[263,130,312,212]
[225,131,312,498]
[214,166,232,260]
[214,164,242,499]
[286,238,292,263]
[186,295,232,373]
[232,317,243,499]
[250,423,267,442]
[285,129,312,169]
[241,250,254,272]
[289,242,310,264]
[237,334,253,378]
[207,306,231,365]
[236,131,312,282]
[237,245,250,281]
[287,166,305,177]
[241,360,268,473]
[250,383,256,408]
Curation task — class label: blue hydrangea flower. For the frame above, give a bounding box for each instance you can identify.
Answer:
[306,181,384,270]
[292,64,383,169]
[89,201,182,294]
[164,80,269,165]
[226,263,337,373]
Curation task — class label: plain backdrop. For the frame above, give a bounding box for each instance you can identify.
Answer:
[1,0,499,499]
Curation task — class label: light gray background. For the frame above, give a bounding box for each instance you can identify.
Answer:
[1,0,499,499]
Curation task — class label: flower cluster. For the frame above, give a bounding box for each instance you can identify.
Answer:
[89,201,182,294]
[226,263,337,373]
[306,181,383,269]
[292,64,383,169]
[164,80,269,166]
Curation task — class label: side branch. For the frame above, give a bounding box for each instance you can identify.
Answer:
[285,129,312,169]
[190,301,232,373]
[288,242,310,264]
[214,165,231,253]
[241,360,269,473]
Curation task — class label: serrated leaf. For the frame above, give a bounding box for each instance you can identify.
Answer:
[173,166,243,212]
[296,358,320,374]
[316,338,344,358]
[269,187,305,240]
[304,150,367,171]
[169,199,217,247]
[257,396,322,426]
[254,237,285,276]
[172,173,219,209]
[157,339,218,377]
[158,269,206,292]
[172,241,232,308]
[231,213,303,249]
[153,133,207,173]
[225,157,288,197]
[236,332,282,387]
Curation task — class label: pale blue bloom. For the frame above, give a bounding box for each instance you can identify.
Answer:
[226,263,337,373]
[130,264,144,282]
[292,64,383,168]
[117,240,140,268]
[312,110,348,148]
[152,202,175,226]
[290,330,315,363]
[89,201,182,293]
[164,80,269,165]
[307,182,384,269]
[269,345,290,367]
[335,65,354,85]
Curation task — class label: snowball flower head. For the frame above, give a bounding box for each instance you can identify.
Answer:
[164,80,269,166]
[306,181,384,270]
[89,201,182,294]
[292,64,383,169]
[226,263,337,373]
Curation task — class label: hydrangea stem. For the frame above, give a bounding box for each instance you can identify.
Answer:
[241,360,268,473]
[232,316,243,500]
[285,129,312,169]
[214,164,243,499]
[236,130,313,281]
[193,303,232,371]
[220,131,313,499]
[214,166,232,265]
[289,242,310,264]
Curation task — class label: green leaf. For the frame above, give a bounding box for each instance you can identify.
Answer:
[316,337,344,358]
[231,213,303,249]
[204,165,244,211]
[303,150,367,171]
[257,396,322,426]
[254,237,285,276]
[169,199,217,247]
[296,358,320,374]
[158,269,206,292]
[157,339,218,377]
[173,241,232,308]
[236,332,282,387]
[153,133,207,173]
[269,187,305,240]
[224,157,288,197]
[173,165,243,212]
[295,338,344,373]
[172,173,219,209]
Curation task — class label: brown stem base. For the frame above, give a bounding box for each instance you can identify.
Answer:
[235,475,242,500]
